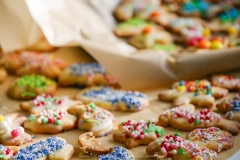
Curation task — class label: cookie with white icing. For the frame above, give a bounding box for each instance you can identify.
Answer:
[68,103,115,137]
[58,63,119,88]
[158,80,228,108]
[113,119,164,149]
[0,113,32,146]
[150,9,178,27]
[129,26,173,49]
[11,137,74,160]
[158,104,240,135]
[146,134,219,160]
[20,94,82,114]
[212,75,240,90]
[24,109,77,134]
[75,86,149,111]
[7,74,57,100]
[186,127,234,152]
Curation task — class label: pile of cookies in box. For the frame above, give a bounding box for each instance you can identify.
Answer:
[113,0,240,53]
[0,49,240,160]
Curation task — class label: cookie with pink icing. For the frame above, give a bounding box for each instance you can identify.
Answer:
[113,119,164,149]
[68,103,115,137]
[212,75,240,90]
[146,133,219,160]
[20,94,82,114]
[24,109,77,134]
[186,127,234,152]
[158,80,228,108]
[158,104,240,135]
[0,113,32,146]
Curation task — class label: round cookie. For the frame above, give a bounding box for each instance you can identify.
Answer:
[186,127,234,152]
[58,63,119,88]
[216,93,240,113]
[146,134,219,160]
[0,68,7,83]
[113,119,164,149]
[7,74,57,100]
[212,75,240,90]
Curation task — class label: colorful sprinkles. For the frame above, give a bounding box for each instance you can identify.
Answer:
[121,120,164,140]
[219,93,240,111]
[69,63,106,76]
[161,107,221,125]
[0,145,10,159]
[82,87,148,110]
[98,146,133,160]
[215,75,240,89]
[154,134,218,159]
[11,137,65,160]
[28,109,67,125]
[175,80,212,96]
[187,127,232,143]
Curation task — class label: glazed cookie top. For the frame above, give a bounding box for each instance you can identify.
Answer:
[11,137,66,160]
[187,127,232,143]
[121,120,164,140]
[98,146,134,160]
[161,107,221,125]
[173,80,212,96]
[118,18,149,30]
[82,87,148,110]
[153,134,218,160]
[67,63,106,76]
[27,109,67,125]
[79,103,115,127]
[0,144,11,159]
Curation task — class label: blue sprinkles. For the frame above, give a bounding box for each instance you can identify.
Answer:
[98,146,130,160]
[69,63,106,76]
[11,137,65,160]
[82,87,147,110]
[231,99,240,111]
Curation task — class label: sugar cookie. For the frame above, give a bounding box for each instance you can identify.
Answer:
[24,109,77,134]
[158,104,240,135]
[158,80,228,108]
[0,68,7,83]
[186,127,234,152]
[0,113,32,146]
[113,119,164,149]
[0,145,18,159]
[7,74,57,100]
[212,75,240,90]
[20,94,82,114]
[146,134,218,160]
[75,86,149,111]
[11,137,74,160]
[68,103,115,137]
[98,146,135,160]
[58,63,119,88]
[216,93,240,113]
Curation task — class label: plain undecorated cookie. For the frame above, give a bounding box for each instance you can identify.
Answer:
[7,74,57,100]
[75,86,149,111]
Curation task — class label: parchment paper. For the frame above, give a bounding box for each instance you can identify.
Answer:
[0,47,239,160]
[1,0,240,90]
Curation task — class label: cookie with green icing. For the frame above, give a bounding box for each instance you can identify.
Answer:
[7,74,57,100]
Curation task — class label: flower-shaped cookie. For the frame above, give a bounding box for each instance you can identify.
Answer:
[113,119,164,149]
[24,109,77,134]
[158,80,228,108]
[158,104,240,135]
[0,113,32,146]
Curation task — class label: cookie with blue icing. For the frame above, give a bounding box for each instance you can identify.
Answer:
[98,146,134,160]
[74,86,149,111]
[58,63,119,88]
[11,137,74,160]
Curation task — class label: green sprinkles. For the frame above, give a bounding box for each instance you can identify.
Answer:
[42,118,48,124]
[177,147,185,155]
[194,119,201,125]
[0,155,6,159]
[55,120,62,125]
[20,91,36,97]
[89,102,95,110]
[28,116,35,121]
[174,132,181,136]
